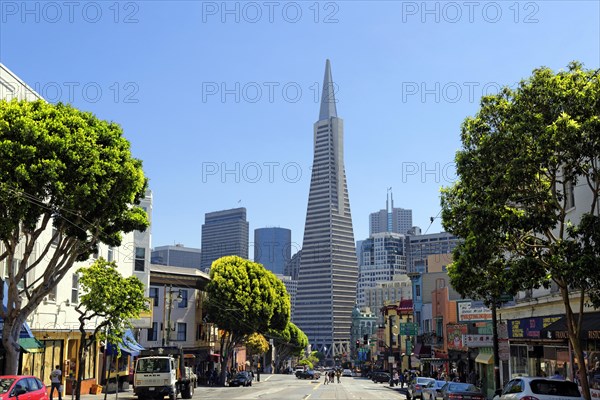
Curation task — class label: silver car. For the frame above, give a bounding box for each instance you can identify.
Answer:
[498,377,583,400]
[422,380,448,400]
[409,377,436,400]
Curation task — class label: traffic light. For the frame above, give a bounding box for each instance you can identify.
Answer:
[356,339,360,347]
[363,334,368,345]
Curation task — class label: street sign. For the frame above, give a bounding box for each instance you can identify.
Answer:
[499,293,513,303]
[399,322,418,336]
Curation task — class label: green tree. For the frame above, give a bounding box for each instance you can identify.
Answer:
[74,259,148,400]
[0,100,148,374]
[298,351,319,370]
[270,322,308,372]
[245,332,270,357]
[441,62,600,399]
[206,256,290,385]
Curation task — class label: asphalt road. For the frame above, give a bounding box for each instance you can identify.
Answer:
[82,374,409,400]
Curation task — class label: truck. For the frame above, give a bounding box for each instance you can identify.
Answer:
[133,347,196,400]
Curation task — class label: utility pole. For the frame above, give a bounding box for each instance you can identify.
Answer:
[162,284,167,346]
[492,301,501,390]
[389,313,394,381]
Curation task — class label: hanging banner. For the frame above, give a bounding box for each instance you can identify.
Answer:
[447,324,468,350]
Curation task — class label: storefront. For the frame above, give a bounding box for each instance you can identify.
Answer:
[541,311,600,386]
[507,314,567,379]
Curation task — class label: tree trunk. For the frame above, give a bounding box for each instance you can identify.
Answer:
[2,319,21,375]
[562,288,591,400]
[75,328,92,400]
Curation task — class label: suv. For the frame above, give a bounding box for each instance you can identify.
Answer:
[497,377,583,400]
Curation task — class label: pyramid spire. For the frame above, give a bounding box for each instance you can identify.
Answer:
[319,59,338,121]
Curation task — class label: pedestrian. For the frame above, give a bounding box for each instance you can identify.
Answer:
[393,370,399,387]
[324,371,329,385]
[329,370,335,383]
[400,371,405,388]
[336,369,341,383]
[49,365,62,400]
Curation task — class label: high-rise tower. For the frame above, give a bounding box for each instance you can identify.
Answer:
[200,207,249,271]
[295,60,358,359]
[369,189,413,235]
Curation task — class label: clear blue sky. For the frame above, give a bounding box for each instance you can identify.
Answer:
[2,1,598,254]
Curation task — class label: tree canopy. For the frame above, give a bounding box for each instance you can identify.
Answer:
[74,259,148,400]
[245,332,270,357]
[0,99,148,373]
[270,322,309,372]
[206,256,291,384]
[441,62,600,398]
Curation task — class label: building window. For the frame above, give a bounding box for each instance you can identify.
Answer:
[51,227,59,246]
[196,324,202,341]
[107,246,114,262]
[147,322,158,341]
[135,247,145,271]
[48,283,57,302]
[11,259,24,291]
[416,284,421,298]
[565,179,575,209]
[71,274,79,305]
[149,287,159,306]
[178,290,188,308]
[176,323,187,341]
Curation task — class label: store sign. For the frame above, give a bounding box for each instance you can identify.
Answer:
[457,301,492,322]
[588,331,600,339]
[462,334,493,347]
[508,316,562,338]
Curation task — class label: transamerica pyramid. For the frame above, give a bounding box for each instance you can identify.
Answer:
[295,60,358,360]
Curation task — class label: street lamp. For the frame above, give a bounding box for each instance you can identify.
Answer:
[163,284,183,346]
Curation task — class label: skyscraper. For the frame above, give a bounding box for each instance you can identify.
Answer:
[253,227,292,275]
[356,232,408,306]
[295,60,358,359]
[369,190,413,235]
[200,207,249,271]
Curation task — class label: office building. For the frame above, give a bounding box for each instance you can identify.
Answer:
[295,60,358,359]
[254,227,292,275]
[200,207,248,271]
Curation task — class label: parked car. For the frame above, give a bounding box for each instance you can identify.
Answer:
[496,377,583,400]
[408,377,436,399]
[342,369,353,377]
[372,371,391,383]
[0,376,49,400]
[440,382,485,400]
[423,380,448,400]
[229,371,254,387]
[296,369,320,380]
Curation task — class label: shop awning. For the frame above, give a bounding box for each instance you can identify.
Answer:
[411,355,421,367]
[415,343,432,356]
[19,337,45,353]
[106,329,144,357]
[475,353,494,364]
[541,312,600,339]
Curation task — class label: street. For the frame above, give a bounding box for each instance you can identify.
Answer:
[191,374,408,400]
[89,374,409,400]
